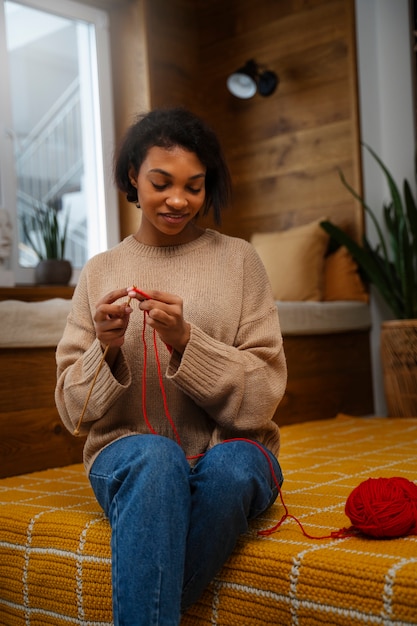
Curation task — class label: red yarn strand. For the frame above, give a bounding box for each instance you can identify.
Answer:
[134,293,417,542]
[141,311,157,436]
[150,317,181,446]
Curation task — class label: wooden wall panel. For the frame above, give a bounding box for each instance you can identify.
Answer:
[144,0,200,111]
[276,331,374,426]
[195,0,362,241]
[119,0,362,246]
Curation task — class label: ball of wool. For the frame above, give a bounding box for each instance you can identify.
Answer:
[345,477,417,538]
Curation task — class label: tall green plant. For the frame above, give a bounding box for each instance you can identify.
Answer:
[320,144,417,319]
[22,199,69,261]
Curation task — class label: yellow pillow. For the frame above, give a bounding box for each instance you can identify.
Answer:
[323,246,369,302]
[251,220,329,301]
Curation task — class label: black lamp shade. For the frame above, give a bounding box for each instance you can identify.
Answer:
[258,70,278,96]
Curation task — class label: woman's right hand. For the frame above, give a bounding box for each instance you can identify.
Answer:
[94,288,133,350]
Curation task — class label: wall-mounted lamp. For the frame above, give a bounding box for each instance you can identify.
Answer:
[227,59,279,99]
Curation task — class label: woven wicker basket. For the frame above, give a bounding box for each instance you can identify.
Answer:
[381,320,417,417]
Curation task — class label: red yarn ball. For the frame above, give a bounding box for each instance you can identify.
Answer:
[345,477,417,538]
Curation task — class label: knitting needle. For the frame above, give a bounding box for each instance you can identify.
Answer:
[73,289,135,436]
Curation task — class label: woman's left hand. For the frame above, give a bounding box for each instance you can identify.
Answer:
[127,288,190,354]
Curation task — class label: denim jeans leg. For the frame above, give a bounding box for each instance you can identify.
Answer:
[89,434,191,626]
[181,439,283,611]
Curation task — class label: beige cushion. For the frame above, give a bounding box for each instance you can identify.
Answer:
[0,298,72,347]
[323,246,369,302]
[251,220,329,301]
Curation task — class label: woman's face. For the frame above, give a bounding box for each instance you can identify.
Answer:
[130,145,206,246]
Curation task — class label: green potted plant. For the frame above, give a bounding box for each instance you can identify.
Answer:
[22,198,72,285]
[320,143,417,416]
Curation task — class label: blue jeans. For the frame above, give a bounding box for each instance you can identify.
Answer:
[89,434,283,626]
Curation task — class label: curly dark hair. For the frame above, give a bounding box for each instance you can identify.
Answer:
[114,107,232,224]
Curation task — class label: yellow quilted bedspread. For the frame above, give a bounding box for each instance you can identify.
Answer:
[1,415,417,625]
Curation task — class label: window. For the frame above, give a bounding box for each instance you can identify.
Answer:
[0,0,119,284]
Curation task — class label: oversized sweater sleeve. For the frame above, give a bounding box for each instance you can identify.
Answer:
[166,244,287,433]
[55,269,132,436]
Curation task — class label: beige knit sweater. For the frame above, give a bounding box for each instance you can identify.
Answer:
[55,229,287,473]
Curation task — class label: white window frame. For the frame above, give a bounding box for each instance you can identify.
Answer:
[0,0,119,285]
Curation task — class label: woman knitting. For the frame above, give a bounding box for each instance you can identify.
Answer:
[55,107,287,626]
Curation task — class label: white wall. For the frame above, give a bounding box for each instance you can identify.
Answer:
[355,0,415,415]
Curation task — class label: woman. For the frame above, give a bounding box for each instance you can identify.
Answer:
[55,107,287,626]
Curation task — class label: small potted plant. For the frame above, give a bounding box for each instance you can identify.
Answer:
[22,198,72,285]
[320,143,417,416]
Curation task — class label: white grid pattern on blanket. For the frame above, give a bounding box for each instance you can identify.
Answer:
[1,416,417,626]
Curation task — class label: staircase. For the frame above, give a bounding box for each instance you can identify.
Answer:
[15,78,86,266]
